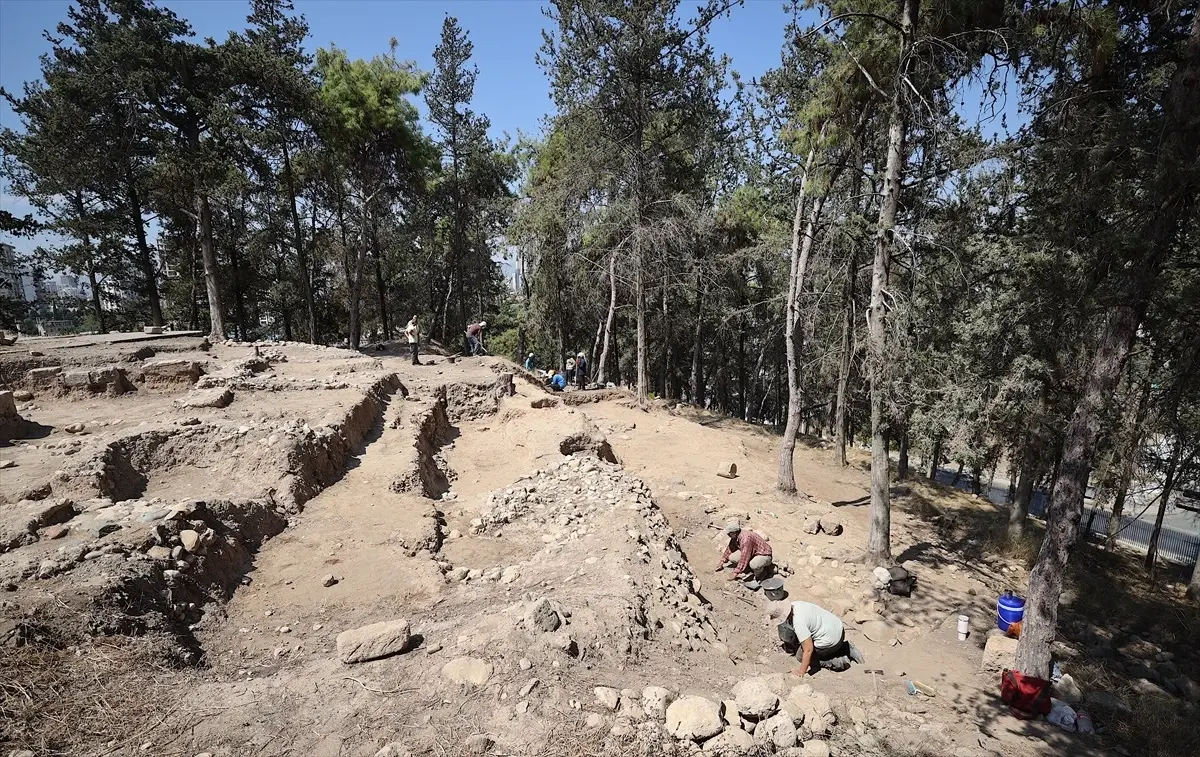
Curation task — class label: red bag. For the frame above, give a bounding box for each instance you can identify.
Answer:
[1001,669,1053,720]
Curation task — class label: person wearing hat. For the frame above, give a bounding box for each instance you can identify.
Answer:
[768,600,865,676]
[547,370,567,391]
[574,351,588,388]
[466,320,487,355]
[715,520,773,581]
[524,352,537,371]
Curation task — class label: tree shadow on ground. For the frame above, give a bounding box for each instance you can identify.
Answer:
[891,476,1200,757]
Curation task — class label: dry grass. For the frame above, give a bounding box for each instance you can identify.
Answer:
[0,634,196,756]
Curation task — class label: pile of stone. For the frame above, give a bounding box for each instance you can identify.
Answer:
[594,675,836,756]
[465,455,718,654]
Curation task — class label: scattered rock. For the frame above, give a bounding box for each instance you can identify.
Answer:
[179,388,234,409]
[1085,690,1132,714]
[524,597,561,632]
[65,423,85,434]
[519,657,532,671]
[665,696,724,741]
[595,686,621,711]
[1053,673,1084,705]
[716,461,738,479]
[336,619,412,663]
[642,686,676,719]
[323,574,339,587]
[41,523,69,539]
[702,727,754,754]
[442,656,493,686]
[13,390,34,402]
[500,566,521,584]
[802,741,831,757]
[531,397,559,409]
[462,734,494,755]
[754,712,798,750]
[0,460,15,470]
[980,634,1019,674]
[733,677,780,718]
[817,516,843,536]
[179,529,201,553]
[1119,639,1160,661]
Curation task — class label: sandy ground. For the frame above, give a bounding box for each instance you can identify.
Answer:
[2,337,1193,757]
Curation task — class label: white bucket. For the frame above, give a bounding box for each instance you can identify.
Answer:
[957,614,970,640]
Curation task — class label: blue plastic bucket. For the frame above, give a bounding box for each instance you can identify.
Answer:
[997,592,1025,632]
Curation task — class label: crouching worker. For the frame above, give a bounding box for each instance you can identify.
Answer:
[715,521,773,581]
[768,600,864,676]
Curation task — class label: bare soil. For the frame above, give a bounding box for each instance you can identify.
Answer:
[2,336,1197,757]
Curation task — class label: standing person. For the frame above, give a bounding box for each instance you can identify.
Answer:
[465,320,487,356]
[524,352,536,371]
[767,600,865,676]
[404,315,422,365]
[565,357,576,385]
[574,351,588,388]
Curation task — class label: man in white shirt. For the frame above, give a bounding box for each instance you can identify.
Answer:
[404,316,421,365]
[768,600,864,675]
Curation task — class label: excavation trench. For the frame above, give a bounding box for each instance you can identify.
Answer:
[0,377,516,661]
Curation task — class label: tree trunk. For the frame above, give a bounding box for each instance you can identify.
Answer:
[282,141,316,342]
[689,263,704,404]
[635,258,648,404]
[195,192,225,339]
[865,0,919,567]
[126,168,163,327]
[87,264,105,334]
[778,148,817,491]
[834,245,856,467]
[737,320,747,420]
[1017,12,1200,675]
[1011,433,1039,543]
[348,212,371,350]
[70,191,106,334]
[897,426,910,481]
[1145,441,1186,571]
[226,239,247,341]
[928,433,943,480]
[1107,378,1152,550]
[662,286,673,399]
[598,251,617,385]
[373,237,390,341]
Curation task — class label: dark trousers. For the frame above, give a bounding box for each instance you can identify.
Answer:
[410,342,420,364]
[467,335,482,355]
[777,622,851,672]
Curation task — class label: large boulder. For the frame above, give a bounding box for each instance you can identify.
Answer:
[665,696,724,741]
[335,619,411,663]
[732,678,780,719]
[980,634,1019,674]
[754,713,798,750]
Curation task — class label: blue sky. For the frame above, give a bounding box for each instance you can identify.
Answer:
[0,0,1017,255]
